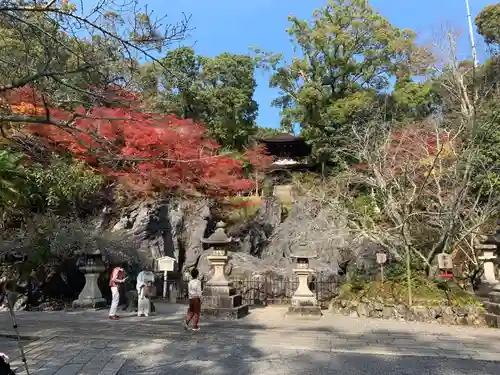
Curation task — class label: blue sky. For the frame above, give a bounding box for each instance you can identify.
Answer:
[145,0,493,129]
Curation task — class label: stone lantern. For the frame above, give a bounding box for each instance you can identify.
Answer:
[200,221,248,319]
[287,248,322,317]
[481,222,500,328]
[475,241,498,297]
[72,249,106,309]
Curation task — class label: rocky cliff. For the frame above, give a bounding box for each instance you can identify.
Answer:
[97,196,380,280]
[0,195,382,309]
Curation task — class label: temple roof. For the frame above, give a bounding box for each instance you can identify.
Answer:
[259,133,306,143]
[259,133,311,158]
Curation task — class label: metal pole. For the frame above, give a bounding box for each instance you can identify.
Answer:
[380,264,384,283]
[6,292,30,375]
[465,0,479,67]
[406,248,412,306]
[163,271,167,299]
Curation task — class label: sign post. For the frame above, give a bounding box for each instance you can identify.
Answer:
[437,253,453,278]
[376,252,388,282]
[155,256,176,299]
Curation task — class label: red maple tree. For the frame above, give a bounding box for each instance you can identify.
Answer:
[243,144,273,172]
[351,121,455,179]
[6,86,262,196]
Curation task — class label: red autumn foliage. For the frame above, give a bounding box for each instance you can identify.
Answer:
[90,84,143,108]
[6,86,264,197]
[243,144,273,171]
[351,122,454,176]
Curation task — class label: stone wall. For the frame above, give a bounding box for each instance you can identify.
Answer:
[330,298,487,327]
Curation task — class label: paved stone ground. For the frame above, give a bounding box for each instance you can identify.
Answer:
[1,303,500,375]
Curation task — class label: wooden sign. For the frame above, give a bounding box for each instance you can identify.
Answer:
[376,253,387,265]
[155,256,176,272]
[437,253,453,270]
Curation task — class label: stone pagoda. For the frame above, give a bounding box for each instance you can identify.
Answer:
[200,221,248,320]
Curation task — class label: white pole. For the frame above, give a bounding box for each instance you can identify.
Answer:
[465,0,479,67]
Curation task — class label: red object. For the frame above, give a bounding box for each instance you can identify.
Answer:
[109,267,123,287]
[5,86,267,196]
[243,144,273,171]
[439,273,453,278]
[349,121,457,175]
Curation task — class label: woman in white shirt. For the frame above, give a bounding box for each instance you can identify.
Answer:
[136,264,155,317]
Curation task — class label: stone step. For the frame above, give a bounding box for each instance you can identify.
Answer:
[484,301,500,315]
[484,313,500,328]
[488,291,500,304]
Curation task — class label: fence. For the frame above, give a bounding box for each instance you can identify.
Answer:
[161,274,341,308]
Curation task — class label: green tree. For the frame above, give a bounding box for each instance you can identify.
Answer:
[254,126,283,140]
[198,53,258,150]
[150,47,203,118]
[0,150,27,209]
[27,156,104,213]
[475,3,500,46]
[391,74,435,121]
[257,0,431,167]
[0,0,190,120]
[141,47,258,150]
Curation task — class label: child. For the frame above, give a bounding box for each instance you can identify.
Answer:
[184,268,202,331]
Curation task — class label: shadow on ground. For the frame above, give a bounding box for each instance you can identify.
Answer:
[113,325,500,375]
[3,304,500,375]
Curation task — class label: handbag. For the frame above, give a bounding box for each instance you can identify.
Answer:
[143,282,155,298]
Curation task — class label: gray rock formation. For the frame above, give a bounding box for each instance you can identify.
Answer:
[229,196,282,258]
[0,194,383,308]
[105,196,378,280]
[106,199,211,271]
[110,199,184,261]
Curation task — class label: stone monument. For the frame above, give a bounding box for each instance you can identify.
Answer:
[475,240,498,297]
[480,223,500,328]
[200,221,249,320]
[72,249,106,309]
[286,249,322,317]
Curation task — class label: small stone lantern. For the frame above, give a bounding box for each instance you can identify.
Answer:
[200,221,248,319]
[287,248,321,317]
[476,241,498,287]
[480,222,500,328]
[72,249,106,309]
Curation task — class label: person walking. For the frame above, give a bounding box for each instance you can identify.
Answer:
[109,266,127,320]
[136,264,155,317]
[184,268,202,331]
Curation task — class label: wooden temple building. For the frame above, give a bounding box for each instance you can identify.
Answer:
[258,134,315,189]
[259,133,313,170]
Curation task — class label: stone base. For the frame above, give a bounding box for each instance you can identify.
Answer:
[72,298,107,309]
[484,313,500,328]
[484,300,500,316]
[482,291,500,327]
[286,305,323,317]
[202,294,242,309]
[476,282,499,298]
[483,299,500,328]
[201,304,249,320]
[488,291,500,304]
